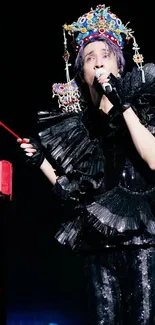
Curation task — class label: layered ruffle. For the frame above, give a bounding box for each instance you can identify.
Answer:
[37,110,105,203]
[86,185,155,236]
[54,185,155,251]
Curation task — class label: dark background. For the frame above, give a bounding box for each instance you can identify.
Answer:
[1,1,155,324]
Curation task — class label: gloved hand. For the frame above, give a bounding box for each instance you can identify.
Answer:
[17,137,45,168]
[95,69,131,113]
[105,73,131,113]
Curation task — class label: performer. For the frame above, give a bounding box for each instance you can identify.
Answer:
[17,4,155,324]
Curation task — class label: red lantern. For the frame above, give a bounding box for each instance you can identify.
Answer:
[0,160,13,200]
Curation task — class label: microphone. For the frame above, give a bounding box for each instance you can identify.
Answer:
[95,68,113,94]
[94,68,124,109]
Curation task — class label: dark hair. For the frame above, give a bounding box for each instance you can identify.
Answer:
[74,35,125,79]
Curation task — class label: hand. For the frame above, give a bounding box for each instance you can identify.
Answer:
[96,69,131,113]
[17,137,45,168]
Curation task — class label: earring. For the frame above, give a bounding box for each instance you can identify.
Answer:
[52,78,82,113]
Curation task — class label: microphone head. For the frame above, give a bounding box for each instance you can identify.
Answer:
[95,68,107,79]
[95,69,113,94]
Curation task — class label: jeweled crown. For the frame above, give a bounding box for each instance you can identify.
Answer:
[63,4,144,72]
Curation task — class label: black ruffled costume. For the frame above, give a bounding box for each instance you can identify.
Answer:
[37,63,155,251]
[37,63,155,325]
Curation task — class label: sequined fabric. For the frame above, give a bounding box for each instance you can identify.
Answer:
[83,247,155,325]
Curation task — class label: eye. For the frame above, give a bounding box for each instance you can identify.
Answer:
[86,56,94,62]
[103,53,110,59]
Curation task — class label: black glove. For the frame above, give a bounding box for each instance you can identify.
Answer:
[103,73,131,113]
[20,137,45,168]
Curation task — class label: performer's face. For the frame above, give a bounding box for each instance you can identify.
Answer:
[83,40,119,98]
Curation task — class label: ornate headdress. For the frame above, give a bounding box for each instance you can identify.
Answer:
[52,4,145,113]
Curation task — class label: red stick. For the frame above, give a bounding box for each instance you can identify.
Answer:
[0,121,27,143]
[0,121,21,139]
